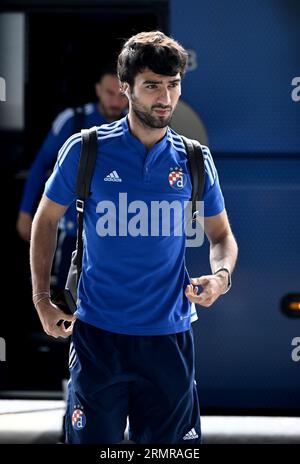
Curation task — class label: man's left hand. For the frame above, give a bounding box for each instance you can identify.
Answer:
[185,272,228,307]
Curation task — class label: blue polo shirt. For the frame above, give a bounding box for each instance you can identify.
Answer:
[44,116,225,335]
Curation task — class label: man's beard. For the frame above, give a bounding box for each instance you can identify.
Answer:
[99,103,123,121]
[131,94,174,129]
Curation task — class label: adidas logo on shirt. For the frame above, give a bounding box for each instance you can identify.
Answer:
[104,171,122,182]
[183,428,199,440]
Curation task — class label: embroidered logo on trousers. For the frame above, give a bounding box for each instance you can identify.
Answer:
[72,405,86,430]
[183,427,199,440]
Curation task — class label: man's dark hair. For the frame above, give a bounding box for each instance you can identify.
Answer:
[95,62,118,83]
[117,31,188,87]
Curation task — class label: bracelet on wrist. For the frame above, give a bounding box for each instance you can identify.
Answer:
[33,294,51,307]
[33,291,50,300]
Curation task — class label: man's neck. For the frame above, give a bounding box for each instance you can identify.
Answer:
[128,112,167,150]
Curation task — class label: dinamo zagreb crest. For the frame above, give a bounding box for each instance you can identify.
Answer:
[168,167,186,190]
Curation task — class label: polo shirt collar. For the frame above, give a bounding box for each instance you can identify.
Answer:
[122,115,169,157]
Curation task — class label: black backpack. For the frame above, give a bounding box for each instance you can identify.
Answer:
[64,127,205,313]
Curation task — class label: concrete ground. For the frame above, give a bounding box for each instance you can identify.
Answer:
[0,399,300,444]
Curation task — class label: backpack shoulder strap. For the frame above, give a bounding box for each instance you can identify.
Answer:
[181,135,205,220]
[76,127,98,200]
[75,126,98,278]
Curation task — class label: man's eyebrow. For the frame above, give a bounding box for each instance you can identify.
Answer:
[143,78,181,85]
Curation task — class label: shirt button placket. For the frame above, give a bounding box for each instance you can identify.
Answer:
[144,164,150,182]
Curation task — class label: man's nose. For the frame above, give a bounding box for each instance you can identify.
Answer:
[157,87,171,105]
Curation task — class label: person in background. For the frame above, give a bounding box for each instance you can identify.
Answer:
[17,64,128,293]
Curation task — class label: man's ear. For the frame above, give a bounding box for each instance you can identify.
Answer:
[120,82,130,98]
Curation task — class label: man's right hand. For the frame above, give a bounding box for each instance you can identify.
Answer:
[16,211,33,242]
[35,298,76,339]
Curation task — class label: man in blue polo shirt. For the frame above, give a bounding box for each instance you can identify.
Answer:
[17,64,128,292]
[30,31,238,444]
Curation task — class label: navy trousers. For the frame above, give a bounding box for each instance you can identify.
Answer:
[65,319,201,444]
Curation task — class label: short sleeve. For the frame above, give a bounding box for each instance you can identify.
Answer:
[201,145,225,217]
[44,133,81,206]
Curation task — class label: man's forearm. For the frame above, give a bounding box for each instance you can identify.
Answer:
[30,213,58,295]
[209,233,238,274]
